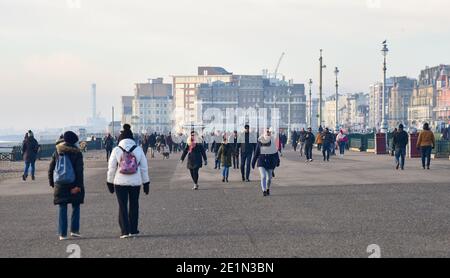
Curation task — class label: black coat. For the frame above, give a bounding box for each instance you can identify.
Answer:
[181,144,207,170]
[48,140,85,205]
[251,143,280,170]
[22,137,39,162]
[304,132,315,146]
[322,132,334,147]
[392,130,409,149]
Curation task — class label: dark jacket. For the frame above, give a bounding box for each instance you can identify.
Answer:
[239,132,256,154]
[298,131,306,143]
[304,132,315,146]
[22,137,39,162]
[181,144,207,170]
[251,143,280,170]
[48,140,85,205]
[321,132,334,147]
[392,130,409,149]
[217,144,232,167]
[104,136,114,150]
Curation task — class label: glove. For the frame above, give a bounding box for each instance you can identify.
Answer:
[107,182,115,194]
[143,182,150,195]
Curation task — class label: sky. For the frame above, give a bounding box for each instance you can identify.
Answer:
[1,0,449,131]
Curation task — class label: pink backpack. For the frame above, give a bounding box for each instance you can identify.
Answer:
[118,146,138,174]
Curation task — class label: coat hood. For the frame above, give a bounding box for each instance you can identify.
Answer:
[118,138,137,151]
[258,135,277,155]
[56,139,80,154]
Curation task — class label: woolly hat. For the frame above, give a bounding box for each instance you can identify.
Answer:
[63,131,79,145]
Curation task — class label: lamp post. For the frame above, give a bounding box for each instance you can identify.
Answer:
[319,49,327,129]
[381,41,389,133]
[308,79,313,128]
[334,67,340,132]
[287,88,292,144]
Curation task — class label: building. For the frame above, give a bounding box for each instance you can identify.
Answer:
[341,93,369,131]
[196,75,306,132]
[128,78,173,134]
[121,96,133,126]
[323,94,346,131]
[368,78,394,130]
[434,68,450,128]
[388,77,416,128]
[172,67,233,128]
[408,65,450,128]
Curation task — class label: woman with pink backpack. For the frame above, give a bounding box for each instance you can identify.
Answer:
[107,124,150,239]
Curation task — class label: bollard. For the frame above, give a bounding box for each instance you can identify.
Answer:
[375,133,387,154]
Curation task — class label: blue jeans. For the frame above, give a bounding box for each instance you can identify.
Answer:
[421,146,432,168]
[395,147,406,168]
[258,167,273,192]
[222,166,229,178]
[339,142,346,155]
[241,152,253,180]
[59,204,80,237]
[23,160,36,177]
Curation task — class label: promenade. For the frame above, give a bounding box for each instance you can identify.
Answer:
[1,149,449,258]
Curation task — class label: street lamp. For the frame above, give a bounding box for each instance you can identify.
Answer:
[308,79,313,128]
[287,88,292,144]
[334,67,340,132]
[381,41,389,133]
[319,49,327,129]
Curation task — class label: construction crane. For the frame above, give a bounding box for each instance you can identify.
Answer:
[273,52,285,79]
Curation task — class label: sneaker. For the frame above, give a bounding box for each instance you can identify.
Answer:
[267,189,270,196]
[31,176,35,181]
[70,232,81,238]
[226,177,229,183]
[246,179,250,182]
[120,234,130,239]
[193,184,199,190]
[309,159,313,162]
[263,191,267,197]
[59,236,68,241]
[242,177,245,182]
[129,232,140,237]
[222,177,225,183]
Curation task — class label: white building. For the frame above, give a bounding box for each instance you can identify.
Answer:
[125,78,173,134]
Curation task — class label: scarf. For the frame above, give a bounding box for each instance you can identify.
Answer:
[258,134,277,155]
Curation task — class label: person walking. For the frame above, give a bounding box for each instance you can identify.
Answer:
[315,129,323,151]
[336,129,348,158]
[149,132,156,158]
[212,134,221,170]
[416,123,435,170]
[230,131,239,169]
[141,134,149,157]
[107,124,150,239]
[291,130,299,152]
[252,128,280,197]
[181,131,208,190]
[217,136,232,182]
[166,132,173,153]
[238,124,256,182]
[321,128,334,162]
[104,133,114,161]
[48,131,84,240]
[22,130,39,181]
[392,124,408,170]
[298,128,306,157]
[304,127,315,162]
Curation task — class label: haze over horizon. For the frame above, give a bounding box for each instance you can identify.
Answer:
[1,0,449,131]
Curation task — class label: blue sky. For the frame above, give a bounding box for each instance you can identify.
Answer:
[1,0,449,130]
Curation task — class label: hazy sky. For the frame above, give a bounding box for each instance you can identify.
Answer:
[1,0,449,131]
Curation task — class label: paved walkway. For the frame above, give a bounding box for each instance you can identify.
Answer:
[0,149,449,257]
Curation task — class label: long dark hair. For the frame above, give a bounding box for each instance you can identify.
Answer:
[423,123,430,131]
